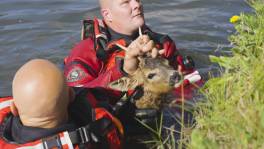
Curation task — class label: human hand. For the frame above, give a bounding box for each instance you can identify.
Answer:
[124,35,153,74]
[117,35,164,75]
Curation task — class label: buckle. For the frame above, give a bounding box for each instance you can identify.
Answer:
[77,126,90,144]
[68,118,112,145]
[42,135,62,149]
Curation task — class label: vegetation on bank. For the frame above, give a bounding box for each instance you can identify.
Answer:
[189,0,264,148]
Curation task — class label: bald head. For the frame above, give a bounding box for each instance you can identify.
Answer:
[98,0,145,36]
[12,59,71,128]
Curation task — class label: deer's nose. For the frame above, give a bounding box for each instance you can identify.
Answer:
[169,71,181,86]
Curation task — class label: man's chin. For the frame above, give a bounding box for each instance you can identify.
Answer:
[134,17,145,27]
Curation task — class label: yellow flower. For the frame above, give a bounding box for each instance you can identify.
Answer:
[230,15,240,23]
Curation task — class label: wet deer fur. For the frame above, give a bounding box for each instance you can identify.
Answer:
[108,57,180,109]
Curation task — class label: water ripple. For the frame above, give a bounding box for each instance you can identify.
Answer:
[0,0,251,95]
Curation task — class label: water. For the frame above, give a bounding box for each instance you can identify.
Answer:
[0,0,251,97]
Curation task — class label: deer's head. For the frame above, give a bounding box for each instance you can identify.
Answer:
[109,57,181,94]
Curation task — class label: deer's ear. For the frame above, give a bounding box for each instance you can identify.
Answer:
[108,77,139,91]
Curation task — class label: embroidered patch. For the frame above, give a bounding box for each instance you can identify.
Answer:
[67,67,87,83]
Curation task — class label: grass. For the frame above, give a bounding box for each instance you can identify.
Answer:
[138,0,264,148]
[188,0,264,148]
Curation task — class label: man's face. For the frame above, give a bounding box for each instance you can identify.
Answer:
[108,0,145,35]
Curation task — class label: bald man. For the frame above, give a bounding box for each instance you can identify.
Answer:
[11,59,72,129]
[0,59,122,148]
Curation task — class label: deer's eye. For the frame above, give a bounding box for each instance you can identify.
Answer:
[147,73,156,79]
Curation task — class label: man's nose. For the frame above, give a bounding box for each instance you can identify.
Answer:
[131,0,141,10]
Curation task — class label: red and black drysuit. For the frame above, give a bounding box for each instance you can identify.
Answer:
[0,92,123,149]
[64,18,196,107]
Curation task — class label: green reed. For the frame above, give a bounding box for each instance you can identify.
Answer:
[188,0,264,148]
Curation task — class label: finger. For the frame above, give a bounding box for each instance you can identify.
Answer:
[137,35,150,45]
[127,44,144,58]
[151,47,159,58]
[145,51,151,57]
[133,41,145,56]
[142,35,150,44]
[158,49,165,55]
[115,43,129,51]
[142,40,154,52]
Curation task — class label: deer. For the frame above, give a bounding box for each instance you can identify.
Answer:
[108,27,182,110]
[108,55,181,110]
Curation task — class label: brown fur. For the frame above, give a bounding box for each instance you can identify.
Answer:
[108,57,181,109]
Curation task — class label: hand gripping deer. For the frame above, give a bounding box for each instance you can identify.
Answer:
[109,28,182,109]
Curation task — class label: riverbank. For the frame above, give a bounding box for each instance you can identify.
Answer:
[188,0,264,148]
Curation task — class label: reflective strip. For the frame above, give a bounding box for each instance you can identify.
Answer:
[0,100,12,110]
[98,19,105,28]
[17,132,74,149]
[96,34,107,40]
[62,131,74,149]
[184,70,201,83]
[17,143,44,149]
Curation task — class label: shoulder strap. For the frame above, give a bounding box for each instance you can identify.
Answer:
[81,19,95,40]
[0,97,12,111]
[15,132,75,149]
[0,96,13,124]
[40,118,112,149]
[81,18,110,61]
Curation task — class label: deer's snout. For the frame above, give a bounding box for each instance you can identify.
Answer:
[169,71,181,86]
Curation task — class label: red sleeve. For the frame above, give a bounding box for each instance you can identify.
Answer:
[64,38,126,88]
[162,37,194,73]
[162,37,180,69]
